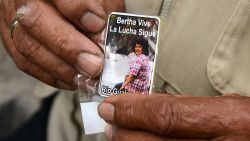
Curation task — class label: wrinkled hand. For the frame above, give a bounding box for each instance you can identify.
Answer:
[0,0,125,90]
[98,94,250,141]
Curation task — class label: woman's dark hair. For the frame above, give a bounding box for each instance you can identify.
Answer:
[132,38,149,56]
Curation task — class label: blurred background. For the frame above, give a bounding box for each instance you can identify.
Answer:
[0,40,52,141]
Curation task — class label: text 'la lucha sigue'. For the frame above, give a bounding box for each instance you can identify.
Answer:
[109,16,157,38]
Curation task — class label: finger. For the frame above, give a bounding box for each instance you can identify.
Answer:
[97,0,126,14]
[86,30,105,46]
[16,1,104,78]
[12,22,78,87]
[99,94,247,139]
[0,17,73,90]
[105,125,208,141]
[212,136,250,141]
[52,0,125,33]
[1,0,15,24]
[52,0,106,33]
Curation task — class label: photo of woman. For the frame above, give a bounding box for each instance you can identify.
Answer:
[115,38,151,94]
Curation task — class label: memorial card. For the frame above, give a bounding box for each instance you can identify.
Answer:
[99,12,160,97]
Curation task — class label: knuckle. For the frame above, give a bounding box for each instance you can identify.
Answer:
[51,61,62,73]
[54,35,71,55]
[102,0,125,12]
[154,98,179,134]
[16,34,42,59]
[50,61,65,77]
[25,41,42,59]
[55,0,87,19]
[155,103,172,133]
[17,1,43,30]
[15,34,27,53]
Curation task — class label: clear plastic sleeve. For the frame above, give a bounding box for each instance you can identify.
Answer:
[77,12,160,135]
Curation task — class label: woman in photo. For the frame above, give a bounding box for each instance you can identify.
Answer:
[118,38,151,94]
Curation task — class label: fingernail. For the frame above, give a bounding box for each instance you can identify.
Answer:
[98,103,114,121]
[81,12,105,32]
[105,124,114,141]
[75,66,92,78]
[77,53,102,77]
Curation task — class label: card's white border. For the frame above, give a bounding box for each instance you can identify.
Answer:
[98,12,161,97]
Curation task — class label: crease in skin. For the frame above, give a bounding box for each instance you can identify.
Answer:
[163,99,176,134]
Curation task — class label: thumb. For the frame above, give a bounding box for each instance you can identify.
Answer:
[98,94,240,139]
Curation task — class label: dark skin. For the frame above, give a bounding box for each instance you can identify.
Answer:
[0,0,125,90]
[98,93,250,141]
